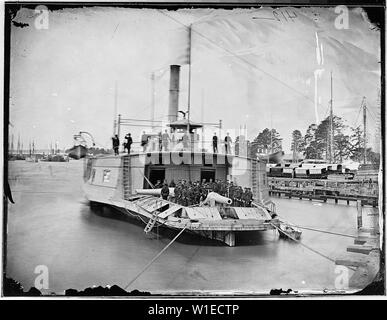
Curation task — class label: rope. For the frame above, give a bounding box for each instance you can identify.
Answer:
[276,214,357,239]
[124,225,188,290]
[292,225,357,239]
[270,222,357,272]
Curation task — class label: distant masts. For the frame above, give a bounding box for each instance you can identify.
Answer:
[374,88,381,153]
[361,96,367,164]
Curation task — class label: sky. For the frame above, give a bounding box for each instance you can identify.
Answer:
[8,6,381,153]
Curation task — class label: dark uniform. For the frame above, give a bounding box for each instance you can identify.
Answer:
[242,188,252,207]
[199,184,208,203]
[234,187,243,207]
[212,134,218,153]
[241,188,247,207]
[181,186,188,206]
[219,180,226,196]
[124,133,133,154]
[154,180,162,188]
[213,180,220,194]
[228,183,235,203]
[161,184,169,200]
[112,135,119,155]
[169,180,176,187]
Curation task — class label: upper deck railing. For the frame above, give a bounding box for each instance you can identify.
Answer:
[120,136,242,156]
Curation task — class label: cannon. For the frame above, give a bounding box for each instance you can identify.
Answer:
[135,188,175,196]
[202,192,232,206]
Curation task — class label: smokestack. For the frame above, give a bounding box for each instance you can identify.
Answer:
[168,65,180,123]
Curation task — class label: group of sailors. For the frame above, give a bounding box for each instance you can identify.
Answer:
[112,133,133,155]
[155,179,254,207]
[112,131,234,154]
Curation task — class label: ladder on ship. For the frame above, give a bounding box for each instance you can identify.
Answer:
[123,156,131,200]
[144,209,159,234]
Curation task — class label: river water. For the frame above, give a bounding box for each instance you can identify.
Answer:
[6,160,358,294]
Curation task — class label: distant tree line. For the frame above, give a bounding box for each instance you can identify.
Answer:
[235,128,282,158]
[234,114,380,165]
[290,115,380,165]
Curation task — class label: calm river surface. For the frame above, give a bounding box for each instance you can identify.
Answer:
[6,160,357,294]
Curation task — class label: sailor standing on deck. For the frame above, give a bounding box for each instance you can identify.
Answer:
[162,130,171,151]
[112,134,120,156]
[158,132,162,151]
[224,133,232,154]
[124,133,133,154]
[212,133,218,153]
[140,131,148,152]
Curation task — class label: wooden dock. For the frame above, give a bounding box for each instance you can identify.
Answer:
[268,177,378,206]
[335,206,381,291]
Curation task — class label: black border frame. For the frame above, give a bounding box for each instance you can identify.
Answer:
[2,1,385,299]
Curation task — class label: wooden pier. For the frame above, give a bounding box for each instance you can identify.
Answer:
[335,205,381,291]
[268,177,378,206]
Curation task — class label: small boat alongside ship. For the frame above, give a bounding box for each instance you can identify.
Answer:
[278,221,302,240]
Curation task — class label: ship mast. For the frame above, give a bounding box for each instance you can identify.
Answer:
[10,134,14,156]
[151,72,156,130]
[362,96,367,164]
[113,81,118,135]
[328,71,334,163]
[187,24,192,138]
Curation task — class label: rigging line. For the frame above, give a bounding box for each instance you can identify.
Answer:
[124,225,188,290]
[270,222,357,271]
[157,10,316,107]
[352,105,362,128]
[365,106,378,123]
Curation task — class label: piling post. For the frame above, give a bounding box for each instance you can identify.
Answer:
[357,200,363,229]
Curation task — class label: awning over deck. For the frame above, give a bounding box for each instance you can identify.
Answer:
[167,119,203,130]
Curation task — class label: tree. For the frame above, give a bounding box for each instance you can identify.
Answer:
[366,148,380,166]
[349,126,364,162]
[250,128,282,157]
[291,130,305,152]
[334,132,351,162]
[303,124,319,159]
[303,124,322,159]
[303,115,351,162]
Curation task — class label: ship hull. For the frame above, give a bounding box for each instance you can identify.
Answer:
[86,197,277,247]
